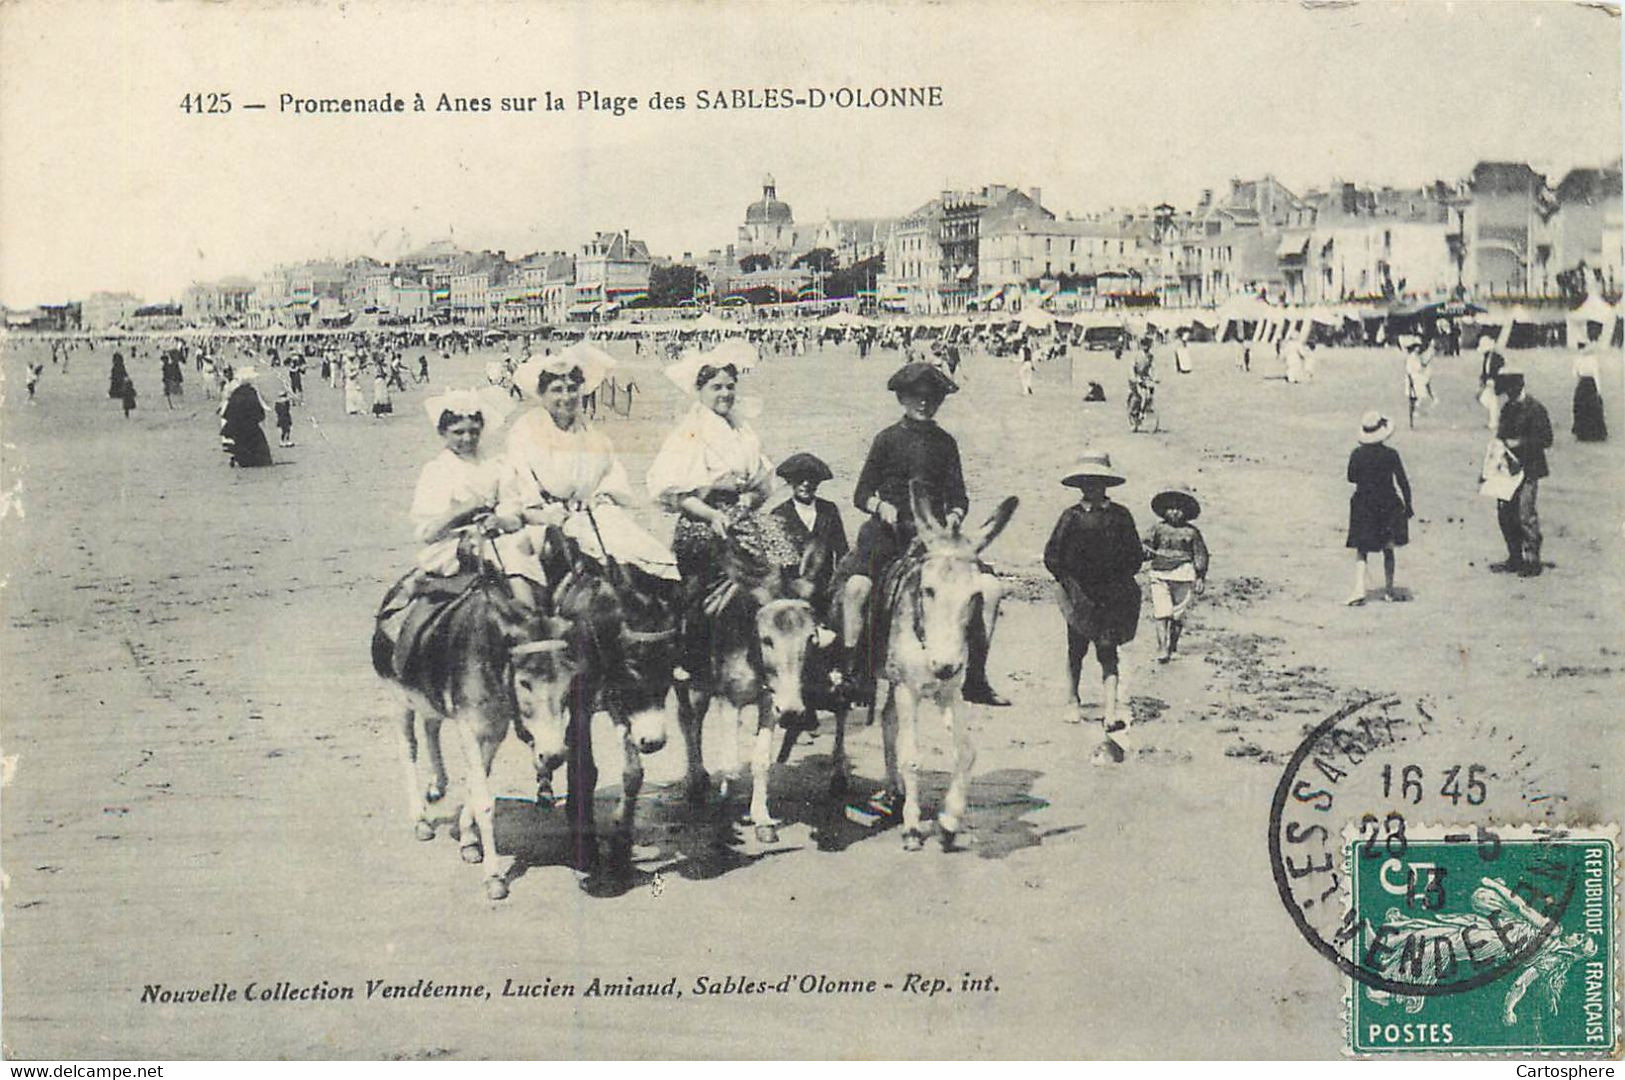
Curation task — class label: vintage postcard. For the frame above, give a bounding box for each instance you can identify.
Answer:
[1,0,1620,1061]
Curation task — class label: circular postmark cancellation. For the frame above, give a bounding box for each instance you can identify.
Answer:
[1268,694,1594,1000]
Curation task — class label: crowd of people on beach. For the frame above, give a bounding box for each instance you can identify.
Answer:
[10,309,1612,746]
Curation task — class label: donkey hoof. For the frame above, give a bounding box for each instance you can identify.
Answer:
[901,829,926,852]
[413,821,436,842]
[485,877,509,901]
[754,823,780,845]
[939,827,960,852]
[424,782,445,804]
[460,843,484,865]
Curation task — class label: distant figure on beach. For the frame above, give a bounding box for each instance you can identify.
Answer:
[1477,342,1506,432]
[108,352,131,402]
[274,390,295,447]
[1404,338,1436,428]
[1571,340,1607,442]
[1283,336,1307,384]
[220,366,274,468]
[1491,368,1553,577]
[344,358,366,415]
[1345,412,1412,605]
[161,352,185,408]
[1173,332,1193,375]
[26,361,43,403]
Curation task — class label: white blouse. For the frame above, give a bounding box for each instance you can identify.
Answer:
[410,449,509,574]
[645,402,774,510]
[499,408,635,511]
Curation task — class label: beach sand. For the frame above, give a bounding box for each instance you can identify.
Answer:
[2,332,1620,1058]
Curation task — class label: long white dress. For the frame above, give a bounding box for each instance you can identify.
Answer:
[500,409,679,580]
[410,449,510,575]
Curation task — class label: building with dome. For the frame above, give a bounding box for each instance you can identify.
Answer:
[737,175,806,268]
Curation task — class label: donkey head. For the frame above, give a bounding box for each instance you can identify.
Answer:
[752,596,818,719]
[905,482,1019,683]
[502,613,581,776]
[561,560,680,755]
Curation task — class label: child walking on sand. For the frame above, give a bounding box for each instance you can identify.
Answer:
[1143,485,1209,662]
[274,390,295,447]
[1043,451,1144,747]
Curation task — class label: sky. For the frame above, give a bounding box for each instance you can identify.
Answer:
[0,0,1620,306]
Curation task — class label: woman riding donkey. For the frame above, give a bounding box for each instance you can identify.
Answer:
[648,349,827,840]
[499,346,681,599]
[375,387,579,899]
[837,362,1010,709]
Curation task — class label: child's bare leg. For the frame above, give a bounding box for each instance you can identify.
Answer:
[1382,548,1397,597]
[1347,554,1368,605]
[1065,626,1086,709]
[1100,645,1122,730]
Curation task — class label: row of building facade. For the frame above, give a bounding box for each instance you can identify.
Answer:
[28,160,1622,332]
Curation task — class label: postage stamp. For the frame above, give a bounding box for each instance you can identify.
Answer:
[1344,823,1617,1056]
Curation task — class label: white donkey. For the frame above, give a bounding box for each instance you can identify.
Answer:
[832,484,1017,851]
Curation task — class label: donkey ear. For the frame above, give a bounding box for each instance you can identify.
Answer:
[797,537,829,584]
[541,614,573,641]
[966,496,1019,555]
[907,479,942,537]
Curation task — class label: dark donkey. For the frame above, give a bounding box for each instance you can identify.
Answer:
[676,542,832,843]
[374,567,579,900]
[540,533,684,875]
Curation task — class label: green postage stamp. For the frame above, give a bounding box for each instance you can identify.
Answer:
[1345,823,1617,1055]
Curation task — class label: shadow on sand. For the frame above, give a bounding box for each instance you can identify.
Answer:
[484,755,1051,898]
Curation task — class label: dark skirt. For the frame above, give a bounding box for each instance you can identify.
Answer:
[1346,494,1408,552]
[1573,376,1608,442]
[1057,577,1140,647]
[223,423,273,467]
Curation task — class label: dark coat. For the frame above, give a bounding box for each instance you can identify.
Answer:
[222,383,273,467]
[1044,500,1144,646]
[852,416,968,528]
[1498,394,1554,480]
[771,497,849,610]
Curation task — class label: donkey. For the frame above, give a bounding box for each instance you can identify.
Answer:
[374,573,580,900]
[675,547,827,844]
[542,549,684,873]
[833,484,1017,851]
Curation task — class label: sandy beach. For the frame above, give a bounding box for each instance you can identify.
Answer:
[2,332,1621,1058]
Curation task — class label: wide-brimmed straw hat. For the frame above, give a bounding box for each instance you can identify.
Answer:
[886,361,958,398]
[775,451,833,484]
[1358,410,1394,444]
[1151,485,1201,521]
[1061,450,1125,488]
